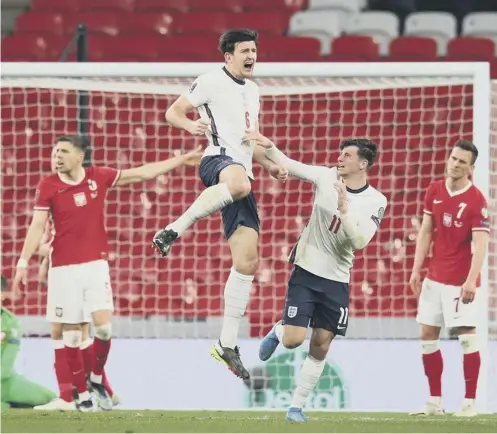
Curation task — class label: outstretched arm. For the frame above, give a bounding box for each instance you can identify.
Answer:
[115,147,203,186]
[245,131,325,184]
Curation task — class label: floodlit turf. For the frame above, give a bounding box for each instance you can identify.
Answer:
[2,410,497,433]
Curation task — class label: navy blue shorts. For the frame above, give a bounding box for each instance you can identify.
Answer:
[199,154,260,240]
[282,265,350,336]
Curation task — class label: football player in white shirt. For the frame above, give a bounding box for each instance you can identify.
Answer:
[246,132,387,422]
[152,29,287,380]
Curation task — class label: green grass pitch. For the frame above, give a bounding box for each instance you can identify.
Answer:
[2,410,497,433]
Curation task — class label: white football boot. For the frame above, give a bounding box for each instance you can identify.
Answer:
[454,399,478,417]
[410,397,445,416]
[34,398,77,411]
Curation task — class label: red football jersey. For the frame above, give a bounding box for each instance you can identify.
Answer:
[423,180,490,286]
[34,166,121,267]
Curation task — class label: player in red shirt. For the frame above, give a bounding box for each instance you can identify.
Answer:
[34,146,118,410]
[13,136,202,411]
[409,140,490,417]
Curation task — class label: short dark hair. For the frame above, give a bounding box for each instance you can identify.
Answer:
[218,29,258,54]
[454,139,478,164]
[56,135,88,153]
[339,138,378,170]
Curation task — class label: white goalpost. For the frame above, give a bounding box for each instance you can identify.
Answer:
[1,62,495,412]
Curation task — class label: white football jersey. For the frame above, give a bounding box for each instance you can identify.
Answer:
[266,147,387,283]
[183,67,260,179]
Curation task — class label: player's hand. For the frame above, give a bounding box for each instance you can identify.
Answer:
[188,118,211,136]
[269,164,288,182]
[333,180,348,215]
[409,271,422,297]
[243,131,274,149]
[174,146,203,167]
[461,280,477,304]
[13,267,28,296]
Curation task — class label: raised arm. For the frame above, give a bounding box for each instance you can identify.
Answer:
[115,147,203,186]
[245,131,325,184]
[14,210,49,293]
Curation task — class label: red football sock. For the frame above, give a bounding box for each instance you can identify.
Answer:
[102,370,114,398]
[81,341,93,375]
[92,337,111,378]
[65,346,87,394]
[54,347,74,403]
[463,351,481,399]
[422,350,443,397]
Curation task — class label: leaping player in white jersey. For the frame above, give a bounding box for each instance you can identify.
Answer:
[247,132,388,423]
[152,29,287,380]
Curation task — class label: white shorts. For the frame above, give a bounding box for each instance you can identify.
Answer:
[46,260,114,324]
[416,278,479,328]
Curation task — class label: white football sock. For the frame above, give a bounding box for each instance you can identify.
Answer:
[167,183,233,237]
[219,267,253,349]
[291,355,325,409]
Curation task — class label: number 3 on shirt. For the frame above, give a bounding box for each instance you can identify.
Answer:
[329,214,342,234]
[245,111,250,129]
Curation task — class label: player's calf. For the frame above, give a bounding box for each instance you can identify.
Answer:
[456,331,480,415]
[89,321,112,410]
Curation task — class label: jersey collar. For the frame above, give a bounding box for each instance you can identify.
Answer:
[222,66,245,85]
[445,179,472,197]
[57,168,86,185]
[346,183,369,194]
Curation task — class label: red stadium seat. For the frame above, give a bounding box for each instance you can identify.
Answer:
[189,0,244,12]
[119,12,174,35]
[15,11,66,37]
[328,35,380,61]
[244,0,307,12]
[1,34,59,61]
[31,0,81,12]
[446,37,496,61]
[259,36,321,61]
[173,12,229,35]
[100,35,164,60]
[228,11,292,35]
[67,11,123,36]
[79,0,135,12]
[388,36,438,61]
[134,0,188,13]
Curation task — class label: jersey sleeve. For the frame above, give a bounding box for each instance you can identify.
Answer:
[33,178,52,211]
[96,166,121,188]
[183,74,212,108]
[423,182,436,215]
[470,193,490,233]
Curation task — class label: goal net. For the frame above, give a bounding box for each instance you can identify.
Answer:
[1,63,495,412]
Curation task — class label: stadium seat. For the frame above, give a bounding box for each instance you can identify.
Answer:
[462,12,497,53]
[172,12,229,35]
[388,36,438,61]
[259,36,321,61]
[1,34,58,61]
[328,35,380,61]
[67,11,123,36]
[230,11,293,35]
[189,0,244,12]
[343,11,399,56]
[404,12,457,56]
[15,11,65,37]
[79,0,135,12]
[134,0,188,13]
[119,12,174,35]
[446,37,496,61]
[288,10,342,55]
[244,0,307,12]
[308,0,362,20]
[31,0,81,12]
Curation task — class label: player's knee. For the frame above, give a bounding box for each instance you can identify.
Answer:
[421,339,439,354]
[282,336,304,349]
[458,332,478,354]
[234,256,258,276]
[94,323,112,341]
[420,325,440,341]
[226,179,251,200]
[62,330,82,348]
